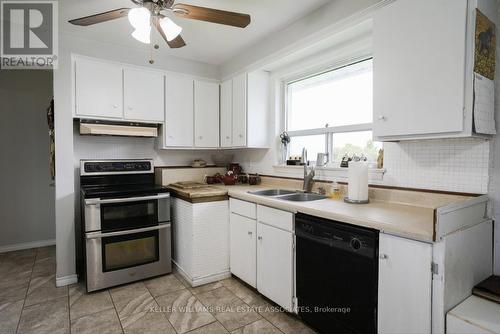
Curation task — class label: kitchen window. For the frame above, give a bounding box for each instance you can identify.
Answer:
[285,58,381,164]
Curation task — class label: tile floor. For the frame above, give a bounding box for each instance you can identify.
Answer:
[0,247,316,334]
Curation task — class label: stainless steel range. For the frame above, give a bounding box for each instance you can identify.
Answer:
[79,159,171,292]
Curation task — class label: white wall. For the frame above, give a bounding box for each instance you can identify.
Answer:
[219,0,384,78]
[0,70,55,251]
[53,32,220,283]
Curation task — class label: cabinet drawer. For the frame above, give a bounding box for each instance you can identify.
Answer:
[257,205,293,232]
[230,198,256,219]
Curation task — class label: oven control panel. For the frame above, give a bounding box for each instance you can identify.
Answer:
[82,160,153,175]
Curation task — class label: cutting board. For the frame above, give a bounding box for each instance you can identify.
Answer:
[170,181,207,189]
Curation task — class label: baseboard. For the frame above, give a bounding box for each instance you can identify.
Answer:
[172,261,230,287]
[192,271,231,287]
[56,274,78,287]
[0,239,55,253]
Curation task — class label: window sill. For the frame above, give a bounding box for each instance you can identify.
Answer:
[272,165,386,182]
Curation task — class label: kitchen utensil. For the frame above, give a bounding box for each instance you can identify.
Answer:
[191,159,207,168]
[238,174,249,184]
[248,174,261,185]
[316,153,328,167]
[222,171,237,185]
[228,163,242,175]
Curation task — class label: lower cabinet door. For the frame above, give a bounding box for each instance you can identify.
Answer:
[378,233,432,334]
[230,213,256,287]
[256,222,293,311]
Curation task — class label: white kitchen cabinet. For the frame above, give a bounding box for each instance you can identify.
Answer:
[194,80,220,148]
[229,213,257,287]
[378,233,432,334]
[220,71,270,148]
[123,68,164,122]
[373,0,496,141]
[75,57,123,119]
[256,221,294,311]
[232,73,247,147]
[171,197,230,287]
[220,80,233,147]
[164,74,194,147]
[229,200,294,309]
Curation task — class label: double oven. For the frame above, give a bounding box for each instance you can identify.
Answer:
[80,159,171,292]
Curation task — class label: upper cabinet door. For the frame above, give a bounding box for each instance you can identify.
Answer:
[194,80,220,148]
[75,58,123,119]
[165,74,193,147]
[123,68,164,122]
[378,233,432,334]
[373,0,467,139]
[232,73,247,147]
[220,80,233,147]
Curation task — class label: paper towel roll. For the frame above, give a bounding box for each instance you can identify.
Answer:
[347,161,369,201]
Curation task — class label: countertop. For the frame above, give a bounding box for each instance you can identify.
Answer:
[218,184,437,243]
[166,180,474,243]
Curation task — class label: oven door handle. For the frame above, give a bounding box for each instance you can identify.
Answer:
[85,223,171,239]
[85,193,170,206]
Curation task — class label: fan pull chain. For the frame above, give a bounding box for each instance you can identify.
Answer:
[149,16,155,64]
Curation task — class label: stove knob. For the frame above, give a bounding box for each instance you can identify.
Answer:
[350,237,362,250]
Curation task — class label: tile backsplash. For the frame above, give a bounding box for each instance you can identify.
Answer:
[382,138,490,194]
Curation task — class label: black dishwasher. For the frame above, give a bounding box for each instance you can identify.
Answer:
[295,213,379,334]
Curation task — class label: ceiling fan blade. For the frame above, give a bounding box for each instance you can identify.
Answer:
[172,4,251,28]
[166,35,186,48]
[154,17,186,48]
[69,8,130,26]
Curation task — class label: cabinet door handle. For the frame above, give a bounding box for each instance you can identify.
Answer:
[226,136,230,139]
[378,116,386,121]
[112,104,118,109]
[257,236,262,240]
[248,231,252,235]
[239,134,243,138]
[379,253,388,260]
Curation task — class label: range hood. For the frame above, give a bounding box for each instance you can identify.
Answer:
[79,119,158,138]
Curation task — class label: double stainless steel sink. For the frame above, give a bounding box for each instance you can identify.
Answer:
[248,189,328,202]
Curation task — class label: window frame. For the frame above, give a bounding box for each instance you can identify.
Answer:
[282,57,375,164]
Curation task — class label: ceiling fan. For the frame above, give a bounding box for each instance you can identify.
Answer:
[68,0,251,49]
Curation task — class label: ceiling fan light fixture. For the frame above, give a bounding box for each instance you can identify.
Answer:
[128,7,150,29]
[131,25,151,44]
[159,17,182,41]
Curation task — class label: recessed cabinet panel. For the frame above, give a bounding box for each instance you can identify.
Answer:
[232,73,247,147]
[194,80,220,148]
[123,69,164,122]
[220,80,233,147]
[373,0,467,139]
[75,58,123,119]
[165,74,194,147]
[230,213,257,287]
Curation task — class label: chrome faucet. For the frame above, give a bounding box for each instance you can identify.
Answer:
[301,148,315,192]
[303,164,315,192]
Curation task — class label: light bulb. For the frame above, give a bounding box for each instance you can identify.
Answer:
[159,17,182,41]
[128,7,150,29]
[131,26,151,44]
